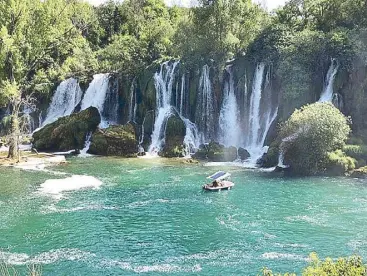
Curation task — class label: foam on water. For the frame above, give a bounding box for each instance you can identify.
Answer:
[0,249,95,266]
[38,175,103,199]
[261,252,308,261]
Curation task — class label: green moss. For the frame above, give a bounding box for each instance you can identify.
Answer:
[344,144,367,162]
[89,123,138,157]
[32,107,101,152]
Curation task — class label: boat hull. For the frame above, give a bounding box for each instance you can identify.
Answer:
[202,181,235,192]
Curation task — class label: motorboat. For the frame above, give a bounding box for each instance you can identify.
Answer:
[203,171,234,191]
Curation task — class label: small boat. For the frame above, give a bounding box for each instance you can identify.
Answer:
[203,171,235,191]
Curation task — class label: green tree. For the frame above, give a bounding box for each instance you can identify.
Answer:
[279,103,351,175]
[0,0,96,160]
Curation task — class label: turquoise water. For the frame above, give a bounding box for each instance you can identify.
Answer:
[1,157,367,275]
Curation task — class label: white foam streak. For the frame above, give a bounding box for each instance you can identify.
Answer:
[38,175,103,199]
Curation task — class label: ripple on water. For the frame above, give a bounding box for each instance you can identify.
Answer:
[261,252,309,261]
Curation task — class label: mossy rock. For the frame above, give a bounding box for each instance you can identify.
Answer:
[88,123,138,157]
[33,107,100,152]
[350,166,367,178]
[161,115,186,158]
[193,142,237,162]
[238,147,250,161]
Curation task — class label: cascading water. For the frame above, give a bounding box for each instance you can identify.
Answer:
[196,65,215,143]
[81,74,110,128]
[219,66,241,147]
[128,79,137,122]
[182,118,201,157]
[245,63,278,163]
[319,58,339,103]
[179,74,186,116]
[148,61,179,154]
[41,78,83,127]
[79,132,92,158]
[102,77,119,125]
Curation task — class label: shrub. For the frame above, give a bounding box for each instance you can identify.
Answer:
[279,103,351,175]
[261,253,367,276]
[326,150,357,175]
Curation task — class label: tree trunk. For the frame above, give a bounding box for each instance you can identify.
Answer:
[7,114,20,162]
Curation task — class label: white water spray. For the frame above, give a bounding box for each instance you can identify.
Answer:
[148,61,179,154]
[319,59,339,103]
[219,66,241,147]
[42,78,83,127]
[196,65,215,143]
[245,63,278,163]
[79,132,92,158]
[81,74,110,128]
[128,79,137,122]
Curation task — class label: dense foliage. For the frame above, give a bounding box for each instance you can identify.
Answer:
[262,253,367,276]
[279,103,351,175]
[0,0,367,159]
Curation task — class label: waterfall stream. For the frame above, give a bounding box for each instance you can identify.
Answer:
[196,65,215,143]
[128,79,137,122]
[41,78,83,127]
[319,58,339,103]
[148,61,179,154]
[81,74,111,128]
[219,66,241,147]
[245,63,278,163]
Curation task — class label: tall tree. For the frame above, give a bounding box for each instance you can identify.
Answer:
[0,0,95,160]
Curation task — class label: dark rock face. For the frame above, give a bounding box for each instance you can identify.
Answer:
[193,142,238,162]
[33,107,101,152]
[350,166,367,178]
[160,115,186,157]
[88,123,138,157]
[238,147,250,161]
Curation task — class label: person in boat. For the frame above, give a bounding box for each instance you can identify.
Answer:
[212,180,219,187]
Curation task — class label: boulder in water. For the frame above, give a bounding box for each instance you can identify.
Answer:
[88,123,138,157]
[32,107,100,152]
[193,142,237,162]
[160,115,186,157]
[238,147,250,161]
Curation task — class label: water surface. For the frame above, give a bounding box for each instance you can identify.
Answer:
[1,157,367,275]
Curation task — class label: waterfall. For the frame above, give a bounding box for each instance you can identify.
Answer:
[196,65,215,143]
[179,74,185,116]
[148,61,179,154]
[219,66,241,147]
[182,118,201,157]
[22,106,36,134]
[245,63,278,163]
[79,132,92,158]
[128,79,137,122]
[102,77,119,125]
[319,58,339,103]
[42,78,83,127]
[81,74,110,128]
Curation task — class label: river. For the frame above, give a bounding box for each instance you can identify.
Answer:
[1,157,367,275]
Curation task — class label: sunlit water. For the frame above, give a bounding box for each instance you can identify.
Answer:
[1,157,367,275]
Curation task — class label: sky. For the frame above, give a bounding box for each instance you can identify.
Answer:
[85,0,287,10]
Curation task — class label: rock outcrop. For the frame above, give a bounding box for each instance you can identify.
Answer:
[193,142,237,162]
[160,115,186,157]
[33,107,100,152]
[88,123,138,157]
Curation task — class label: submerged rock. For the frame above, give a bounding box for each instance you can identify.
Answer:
[160,115,186,158]
[88,123,138,157]
[193,142,237,162]
[33,107,100,152]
